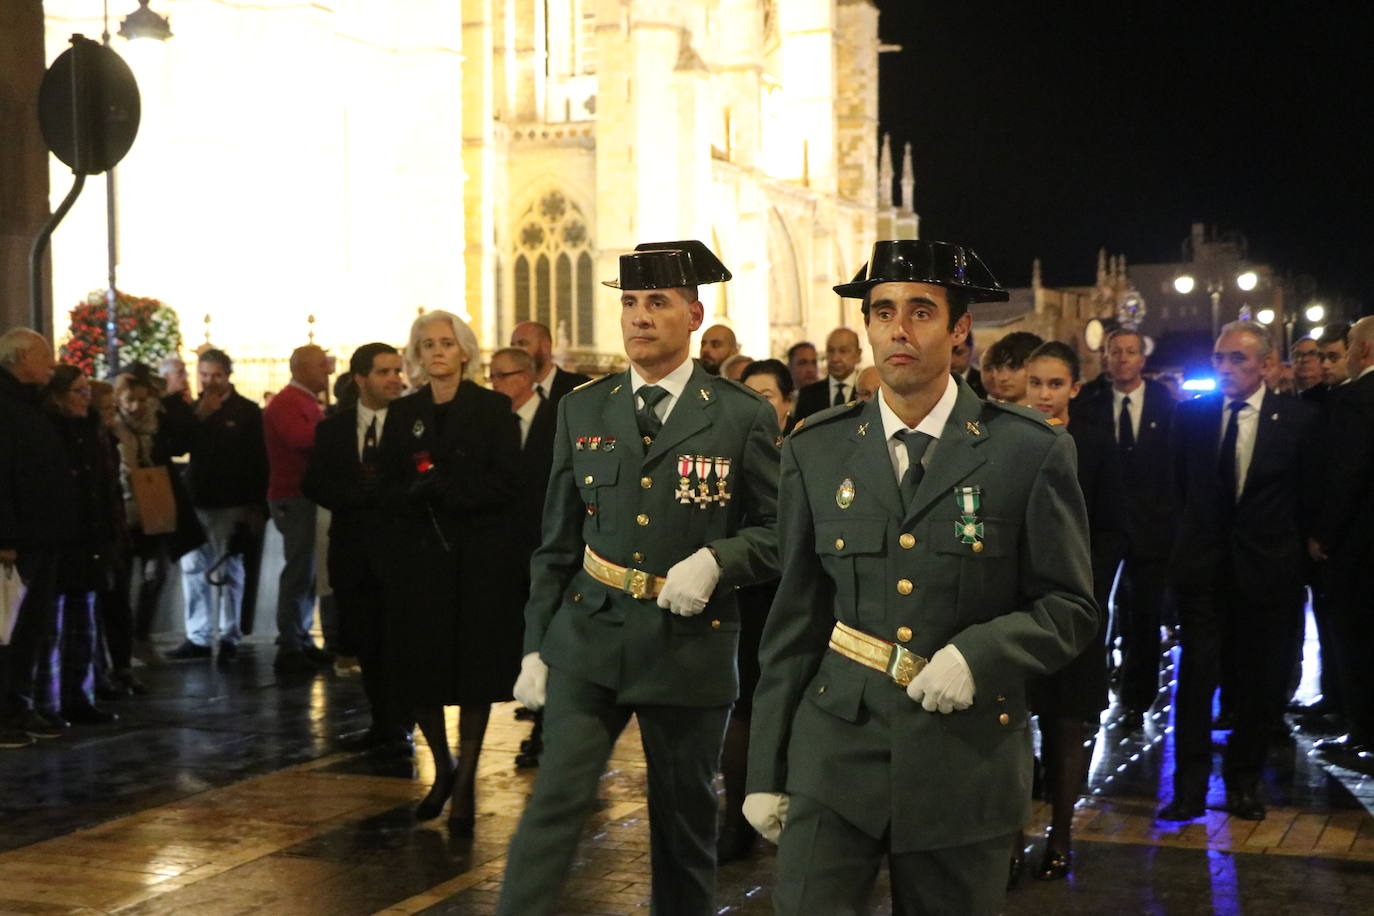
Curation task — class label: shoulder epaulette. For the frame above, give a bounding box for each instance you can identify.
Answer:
[982,398,1062,434]
[789,400,864,437]
[571,373,613,393]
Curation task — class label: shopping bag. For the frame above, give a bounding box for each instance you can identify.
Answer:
[0,562,23,646]
[130,465,178,535]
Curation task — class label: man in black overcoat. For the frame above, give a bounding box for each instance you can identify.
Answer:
[1160,320,1318,822]
[303,343,410,752]
[510,321,591,404]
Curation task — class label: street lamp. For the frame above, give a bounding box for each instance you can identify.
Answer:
[101,0,171,376]
[1306,303,1326,324]
[1236,270,1258,292]
[1173,275,1195,295]
[1256,308,1276,325]
[1310,325,1325,340]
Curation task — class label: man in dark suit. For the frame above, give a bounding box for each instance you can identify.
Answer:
[1291,336,1323,394]
[510,321,591,404]
[1071,327,1176,729]
[952,328,986,397]
[302,343,410,753]
[793,327,864,421]
[1160,321,1318,822]
[746,240,1097,914]
[497,240,779,916]
[1309,316,1374,763]
[488,345,557,767]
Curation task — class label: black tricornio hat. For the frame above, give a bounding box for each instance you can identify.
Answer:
[602,239,732,291]
[834,240,1008,302]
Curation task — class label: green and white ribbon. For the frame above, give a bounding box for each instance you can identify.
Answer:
[953,487,984,543]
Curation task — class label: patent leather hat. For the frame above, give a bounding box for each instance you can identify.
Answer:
[834,240,1009,302]
[603,239,732,291]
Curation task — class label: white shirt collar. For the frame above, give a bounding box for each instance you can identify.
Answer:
[629,357,694,404]
[878,374,959,442]
[1358,364,1374,381]
[534,363,556,395]
[289,379,317,399]
[514,391,541,425]
[1229,384,1266,412]
[357,403,388,431]
[830,369,860,390]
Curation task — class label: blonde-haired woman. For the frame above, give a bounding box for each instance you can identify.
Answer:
[380,310,523,832]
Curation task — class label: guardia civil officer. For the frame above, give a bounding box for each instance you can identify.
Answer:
[745,240,1099,915]
[496,241,780,915]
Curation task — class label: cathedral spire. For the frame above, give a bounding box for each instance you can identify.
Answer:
[1096,248,1107,286]
[899,142,915,211]
[878,134,893,208]
[1032,258,1042,290]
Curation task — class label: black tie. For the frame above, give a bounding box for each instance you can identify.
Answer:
[833,383,848,407]
[1118,395,1135,453]
[1218,400,1245,509]
[637,385,669,440]
[895,429,933,510]
[361,416,380,473]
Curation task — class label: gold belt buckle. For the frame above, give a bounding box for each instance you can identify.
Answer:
[886,644,926,686]
[623,568,650,599]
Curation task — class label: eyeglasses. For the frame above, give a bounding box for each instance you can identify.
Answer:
[1293,351,1320,360]
[486,369,529,382]
[1319,353,1344,363]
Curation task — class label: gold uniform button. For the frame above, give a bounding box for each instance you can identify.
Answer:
[899,533,916,549]
[999,713,1011,726]
[972,541,985,553]
[636,514,650,526]
[572,593,583,603]
[896,626,913,643]
[633,551,644,563]
[642,435,653,446]
[710,619,721,629]
[817,685,827,694]
[640,476,653,489]
[834,538,845,550]
[584,475,594,485]
[897,578,914,596]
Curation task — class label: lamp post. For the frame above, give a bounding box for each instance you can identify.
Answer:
[1171,226,1259,342]
[100,0,171,377]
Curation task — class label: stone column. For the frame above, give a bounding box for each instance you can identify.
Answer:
[0,1,51,332]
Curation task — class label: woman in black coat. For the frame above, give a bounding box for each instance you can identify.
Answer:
[1022,342,1127,881]
[380,310,522,832]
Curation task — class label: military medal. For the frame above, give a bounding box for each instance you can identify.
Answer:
[603,436,616,452]
[952,486,984,548]
[589,436,601,451]
[714,457,732,504]
[412,419,425,438]
[694,455,713,508]
[835,478,855,509]
[676,455,693,503]
[857,422,870,437]
[575,436,586,451]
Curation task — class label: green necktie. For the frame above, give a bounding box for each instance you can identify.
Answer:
[637,385,669,440]
[895,429,933,510]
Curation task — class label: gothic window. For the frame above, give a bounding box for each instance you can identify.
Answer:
[512,190,595,347]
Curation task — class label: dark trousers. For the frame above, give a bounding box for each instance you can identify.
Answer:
[1115,554,1169,713]
[7,549,58,714]
[330,547,405,737]
[130,533,171,642]
[776,794,1011,916]
[1329,554,1374,740]
[497,669,730,916]
[270,497,317,653]
[1173,581,1302,798]
[1307,565,1344,709]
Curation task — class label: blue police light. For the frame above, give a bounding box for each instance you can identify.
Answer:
[1181,378,1217,393]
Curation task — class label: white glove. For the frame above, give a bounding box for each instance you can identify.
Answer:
[656,547,721,617]
[743,792,790,844]
[513,652,548,711]
[906,644,975,713]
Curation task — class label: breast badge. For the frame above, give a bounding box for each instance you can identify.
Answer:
[835,478,856,509]
[412,419,425,438]
[953,485,984,549]
[675,454,734,507]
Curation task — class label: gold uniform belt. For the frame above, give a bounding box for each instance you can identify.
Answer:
[828,621,929,686]
[582,546,667,600]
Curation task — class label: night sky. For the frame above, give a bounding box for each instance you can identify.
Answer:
[873,1,1373,315]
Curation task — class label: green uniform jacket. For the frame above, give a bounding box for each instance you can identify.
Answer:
[524,362,781,707]
[748,379,1099,852]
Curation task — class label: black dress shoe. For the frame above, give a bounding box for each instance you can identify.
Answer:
[273,651,318,675]
[65,704,119,725]
[513,706,537,721]
[717,822,758,864]
[383,736,416,758]
[18,710,65,738]
[1007,844,1026,889]
[1315,732,1372,753]
[415,767,456,821]
[165,640,212,660]
[300,644,334,666]
[1,726,36,748]
[1225,789,1266,821]
[339,729,389,752]
[218,640,239,661]
[1034,847,1072,881]
[1158,796,1205,820]
[514,750,541,768]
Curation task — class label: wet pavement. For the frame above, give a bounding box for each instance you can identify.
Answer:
[2,623,1373,914]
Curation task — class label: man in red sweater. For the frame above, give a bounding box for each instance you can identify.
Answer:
[264,345,332,673]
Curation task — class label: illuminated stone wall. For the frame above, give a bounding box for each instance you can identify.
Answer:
[43,0,464,395]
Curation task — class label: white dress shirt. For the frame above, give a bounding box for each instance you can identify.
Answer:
[1220,384,1267,500]
[629,358,695,425]
[828,370,861,408]
[1112,382,1145,443]
[356,404,388,460]
[513,392,542,447]
[533,364,557,401]
[878,375,959,483]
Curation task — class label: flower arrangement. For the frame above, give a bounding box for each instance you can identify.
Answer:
[61,290,184,378]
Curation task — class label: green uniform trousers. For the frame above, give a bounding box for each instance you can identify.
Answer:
[497,668,731,915]
[776,794,1012,916]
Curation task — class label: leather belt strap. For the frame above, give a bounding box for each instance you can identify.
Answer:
[582,545,666,600]
[828,621,928,687]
